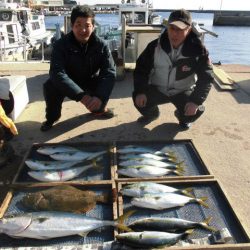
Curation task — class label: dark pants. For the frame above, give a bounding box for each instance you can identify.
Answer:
[132,85,204,124]
[43,79,108,123]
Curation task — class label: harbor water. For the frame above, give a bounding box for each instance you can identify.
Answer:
[45,12,250,65]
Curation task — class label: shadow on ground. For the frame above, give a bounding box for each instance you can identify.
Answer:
[11,116,181,156]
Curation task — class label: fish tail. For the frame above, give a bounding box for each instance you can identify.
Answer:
[201,217,217,232]
[176,165,185,173]
[185,228,194,235]
[181,188,194,198]
[117,210,136,225]
[173,170,183,176]
[91,159,103,170]
[116,223,133,232]
[197,197,209,208]
[165,151,177,161]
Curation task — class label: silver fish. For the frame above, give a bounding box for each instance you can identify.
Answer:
[128,217,216,232]
[37,145,80,155]
[119,153,176,162]
[131,193,208,210]
[28,164,95,182]
[25,159,82,171]
[116,230,193,248]
[120,182,193,197]
[119,158,183,169]
[117,165,182,178]
[0,211,131,239]
[50,150,106,161]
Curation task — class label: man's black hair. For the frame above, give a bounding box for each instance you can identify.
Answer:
[70,5,95,25]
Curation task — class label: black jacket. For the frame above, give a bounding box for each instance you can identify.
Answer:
[134,31,214,105]
[49,31,116,103]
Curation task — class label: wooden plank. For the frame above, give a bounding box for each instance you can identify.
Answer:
[0,190,13,218]
[213,66,236,85]
[214,77,238,90]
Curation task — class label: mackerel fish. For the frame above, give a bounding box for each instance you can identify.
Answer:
[117,165,182,178]
[37,145,80,155]
[116,230,193,248]
[128,217,216,232]
[0,211,132,240]
[120,182,193,197]
[21,185,109,213]
[28,164,95,182]
[131,193,208,210]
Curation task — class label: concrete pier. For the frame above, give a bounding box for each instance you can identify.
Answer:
[0,62,250,239]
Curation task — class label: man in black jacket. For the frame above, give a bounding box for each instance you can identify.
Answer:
[133,9,214,129]
[41,5,116,131]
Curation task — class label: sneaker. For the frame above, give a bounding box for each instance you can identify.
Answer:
[179,122,192,130]
[92,108,115,119]
[137,114,159,124]
[40,121,54,132]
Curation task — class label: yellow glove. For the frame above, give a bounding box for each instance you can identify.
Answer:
[0,105,18,135]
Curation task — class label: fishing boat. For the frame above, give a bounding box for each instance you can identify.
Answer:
[0,0,54,61]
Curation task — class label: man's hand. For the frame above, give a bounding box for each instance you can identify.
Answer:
[135,94,147,108]
[80,95,102,112]
[0,106,18,135]
[184,102,199,116]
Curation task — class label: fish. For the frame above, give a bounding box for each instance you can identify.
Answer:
[119,158,184,170]
[120,182,193,198]
[118,145,176,159]
[119,153,177,162]
[37,145,80,155]
[49,150,106,161]
[117,145,153,154]
[0,211,133,240]
[128,217,216,232]
[131,193,209,210]
[115,230,193,248]
[28,163,97,182]
[21,185,110,213]
[25,159,82,171]
[117,165,182,178]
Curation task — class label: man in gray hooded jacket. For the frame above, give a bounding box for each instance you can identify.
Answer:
[133,9,214,129]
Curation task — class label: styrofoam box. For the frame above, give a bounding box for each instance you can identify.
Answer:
[0,75,29,121]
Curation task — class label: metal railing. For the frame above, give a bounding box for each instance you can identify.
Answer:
[0,31,47,62]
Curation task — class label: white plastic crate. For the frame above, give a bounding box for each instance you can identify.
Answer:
[0,75,29,121]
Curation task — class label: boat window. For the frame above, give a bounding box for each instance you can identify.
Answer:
[31,21,40,30]
[122,12,133,24]
[6,24,15,44]
[135,12,145,23]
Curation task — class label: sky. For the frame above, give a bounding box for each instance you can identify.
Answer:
[78,0,250,11]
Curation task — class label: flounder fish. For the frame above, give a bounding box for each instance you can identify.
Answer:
[21,185,110,213]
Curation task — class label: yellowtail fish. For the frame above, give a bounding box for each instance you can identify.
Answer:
[0,211,133,239]
[28,164,96,182]
[21,185,110,213]
[131,193,209,210]
[25,159,82,171]
[117,165,182,178]
[128,217,216,232]
[116,230,193,248]
[119,158,184,169]
[37,145,80,155]
[49,150,106,161]
[120,182,193,198]
[119,152,177,162]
